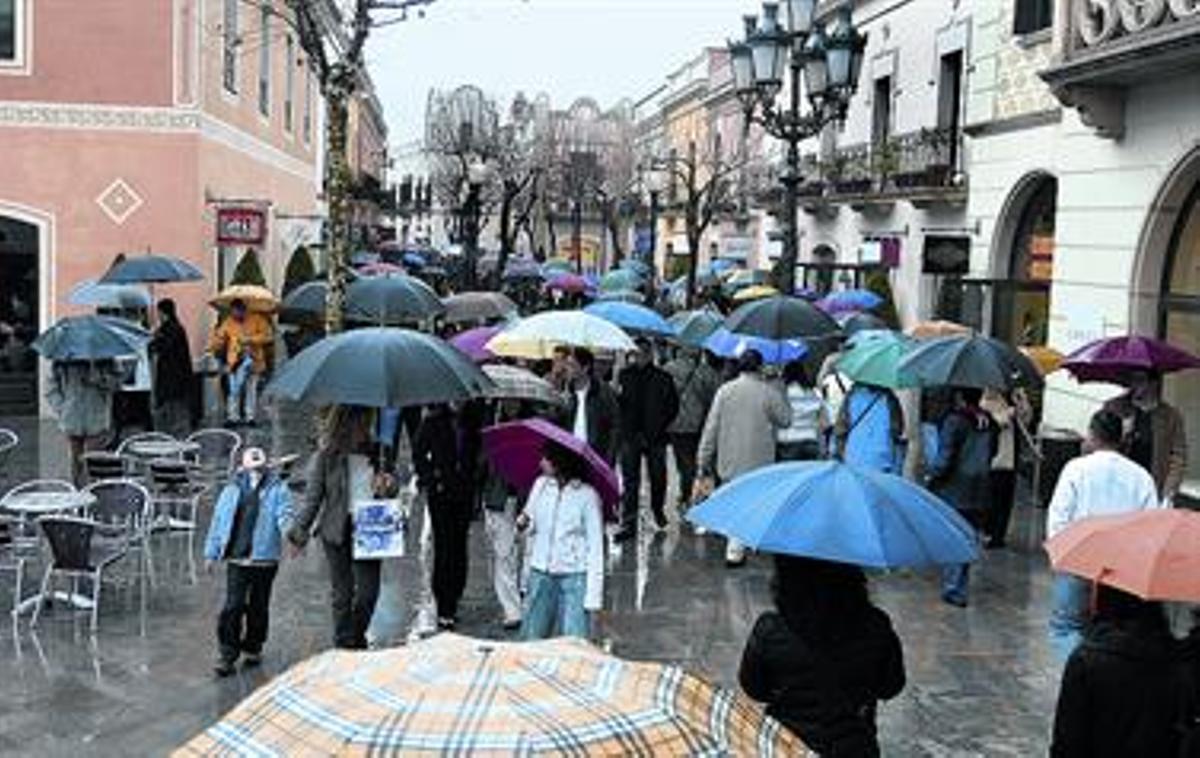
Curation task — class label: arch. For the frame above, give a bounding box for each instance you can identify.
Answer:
[0,200,54,416]
[988,170,1056,279]
[986,171,1057,345]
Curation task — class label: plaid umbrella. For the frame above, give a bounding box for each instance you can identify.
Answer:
[482,364,563,406]
[177,635,807,756]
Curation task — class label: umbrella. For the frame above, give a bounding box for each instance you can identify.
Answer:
[209,284,278,313]
[1062,335,1200,383]
[595,289,644,304]
[402,251,428,268]
[278,280,326,324]
[704,327,809,365]
[502,259,543,281]
[544,272,589,294]
[449,324,503,363]
[1021,345,1066,376]
[722,268,771,293]
[724,296,842,344]
[583,301,674,336]
[836,330,919,389]
[619,258,652,277]
[687,461,979,568]
[1046,509,1200,603]
[731,284,780,303]
[441,291,518,324]
[68,279,151,310]
[98,253,204,284]
[482,364,564,406]
[486,311,637,359]
[541,258,575,275]
[709,258,737,274]
[839,311,889,335]
[599,268,643,292]
[345,274,446,324]
[906,319,971,339]
[265,327,493,408]
[669,309,723,348]
[483,418,620,520]
[899,334,1044,391]
[817,288,883,315]
[178,634,806,756]
[32,315,149,361]
[356,261,407,276]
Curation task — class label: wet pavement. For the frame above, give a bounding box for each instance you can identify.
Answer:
[0,409,1060,757]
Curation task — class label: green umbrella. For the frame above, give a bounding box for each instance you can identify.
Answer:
[836,329,920,389]
[599,268,643,292]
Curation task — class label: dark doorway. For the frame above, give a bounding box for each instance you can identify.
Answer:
[0,216,39,415]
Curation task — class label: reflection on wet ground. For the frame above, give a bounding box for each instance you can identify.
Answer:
[0,410,1057,756]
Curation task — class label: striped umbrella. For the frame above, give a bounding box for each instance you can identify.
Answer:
[177,635,808,756]
[482,364,564,406]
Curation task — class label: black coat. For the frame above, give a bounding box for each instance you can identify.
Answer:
[739,609,905,757]
[150,317,193,405]
[1051,619,1191,758]
[560,381,620,464]
[617,363,679,446]
[413,410,472,503]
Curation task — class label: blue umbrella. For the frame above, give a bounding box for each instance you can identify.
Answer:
[99,254,203,284]
[687,461,979,568]
[704,327,808,365]
[32,315,149,361]
[818,289,883,315]
[266,328,493,408]
[402,251,428,268]
[708,258,737,275]
[69,279,152,310]
[583,301,674,336]
[594,289,644,304]
[669,309,723,348]
[618,258,652,277]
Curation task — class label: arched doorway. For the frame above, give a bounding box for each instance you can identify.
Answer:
[1159,180,1200,499]
[0,215,40,415]
[992,173,1057,346]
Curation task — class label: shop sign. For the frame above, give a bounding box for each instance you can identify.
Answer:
[922,235,971,275]
[860,238,901,268]
[216,208,266,245]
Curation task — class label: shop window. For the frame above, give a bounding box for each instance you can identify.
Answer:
[1013,0,1052,36]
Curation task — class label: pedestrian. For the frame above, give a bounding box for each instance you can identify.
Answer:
[1050,586,1191,758]
[148,298,193,437]
[413,403,474,631]
[663,346,720,512]
[47,359,124,486]
[698,349,792,567]
[481,399,527,630]
[1103,369,1187,504]
[925,386,994,608]
[980,387,1032,548]
[835,381,905,474]
[547,344,573,393]
[615,338,679,542]
[203,447,294,677]
[517,440,605,641]
[1046,409,1161,660]
[776,361,829,461]
[288,406,389,650]
[739,555,906,756]
[207,298,273,427]
[560,348,620,464]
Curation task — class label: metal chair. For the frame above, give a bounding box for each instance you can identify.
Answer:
[0,428,17,484]
[83,451,127,484]
[30,516,129,634]
[185,428,241,481]
[116,431,179,458]
[146,459,207,584]
[1,479,78,550]
[0,513,25,620]
[82,479,155,588]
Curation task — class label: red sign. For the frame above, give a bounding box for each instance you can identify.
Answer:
[216,208,266,245]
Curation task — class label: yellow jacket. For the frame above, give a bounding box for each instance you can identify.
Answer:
[208,313,273,374]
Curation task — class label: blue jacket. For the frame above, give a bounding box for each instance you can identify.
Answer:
[925,409,995,512]
[204,471,295,562]
[838,384,904,474]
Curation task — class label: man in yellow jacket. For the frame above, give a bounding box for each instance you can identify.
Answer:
[208,298,273,425]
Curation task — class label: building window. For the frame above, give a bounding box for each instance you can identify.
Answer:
[257,6,271,117]
[1013,0,1052,36]
[303,68,313,144]
[222,0,238,94]
[284,34,294,132]
[937,51,964,169]
[0,0,17,63]
[872,76,892,146]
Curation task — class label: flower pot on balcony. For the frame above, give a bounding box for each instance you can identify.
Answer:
[925,163,951,188]
[893,171,926,189]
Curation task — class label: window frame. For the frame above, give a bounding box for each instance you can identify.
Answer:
[0,0,30,74]
[303,67,313,145]
[222,0,239,95]
[1013,0,1053,37]
[257,5,271,119]
[283,34,295,134]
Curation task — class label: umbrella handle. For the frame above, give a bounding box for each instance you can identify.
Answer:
[1016,417,1044,462]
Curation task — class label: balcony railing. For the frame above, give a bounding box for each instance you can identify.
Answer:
[1066,0,1200,60]
[798,128,965,205]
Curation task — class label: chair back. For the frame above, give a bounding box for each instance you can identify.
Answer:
[148,458,193,494]
[82,479,151,532]
[0,428,17,481]
[116,432,179,458]
[39,516,99,572]
[83,451,127,483]
[186,428,241,476]
[2,479,76,504]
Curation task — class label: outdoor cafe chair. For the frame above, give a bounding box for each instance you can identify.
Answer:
[1,479,78,550]
[0,428,17,484]
[82,479,155,589]
[185,428,241,481]
[83,451,127,484]
[0,513,25,620]
[30,516,129,634]
[147,459,208,583]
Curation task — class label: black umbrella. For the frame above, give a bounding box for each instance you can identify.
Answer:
[346,275,445,325]
[279,281,327,324]
[265,328,494,408]
[32,315,149,361]
[99,253,204,284]
[839,312,889,336]
[442,292,518,324]
[898,334,1044,391]
[723,296,841,342]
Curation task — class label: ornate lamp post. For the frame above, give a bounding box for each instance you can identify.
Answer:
[729,2,866,295]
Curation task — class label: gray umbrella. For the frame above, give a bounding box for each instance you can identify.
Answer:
[99,254,204,284]
[32,315,149,361]
[346,274,445,325]
[442,292,519,324]
[69,279,152,310]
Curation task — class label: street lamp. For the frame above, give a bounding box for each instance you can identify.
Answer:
[729,2,866,294]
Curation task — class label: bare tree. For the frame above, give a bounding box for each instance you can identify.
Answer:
[491,93,547,286]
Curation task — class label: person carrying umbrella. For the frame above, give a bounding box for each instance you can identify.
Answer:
[149,298,194,437]
[48,359,125,486]
[834,381,905,475]
[1102,370,1187,505]
[207,298,273,426]
[663,346,721,513]
[776,361,830,462]
[979,387,1033,549]
[560,348,620,465]
[614,338,679,542]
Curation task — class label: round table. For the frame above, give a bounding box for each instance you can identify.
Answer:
[1,490,96,516]
[123,439,201,460]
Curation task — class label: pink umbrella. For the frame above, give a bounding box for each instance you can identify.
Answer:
[482,418,620,522]
[449,325,501,364]
[1062,335,1200,383]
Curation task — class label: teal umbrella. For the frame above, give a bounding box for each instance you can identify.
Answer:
[836,330,919,389]
[32,315,149,361]
[599,269,643,292]
[669,309,723,348]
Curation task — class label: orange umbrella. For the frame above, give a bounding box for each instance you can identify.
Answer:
[1020,345,1065,375]
[1045,509,1200,603]
[905,320,971,339]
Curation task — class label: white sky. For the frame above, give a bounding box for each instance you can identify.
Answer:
[366,0,765,146]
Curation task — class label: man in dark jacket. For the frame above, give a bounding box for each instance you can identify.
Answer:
[560,348,620,464]
[149,298,193,436]
[615,338,679,542]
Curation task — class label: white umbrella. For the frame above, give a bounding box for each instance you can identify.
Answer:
[485,310,638,360]
[68,279,151,310]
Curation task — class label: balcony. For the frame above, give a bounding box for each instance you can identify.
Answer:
[1041,1,1200,138]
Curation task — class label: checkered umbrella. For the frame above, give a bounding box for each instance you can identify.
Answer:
[177,635,807,756]
[482,364,563,406]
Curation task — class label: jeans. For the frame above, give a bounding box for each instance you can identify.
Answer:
[941,510,982,604]
[1049,573,1090,662]
[322,528,382,650]
[485,507,522,624]
[521,569,588,640]
[227,357,259,423]
[669,433,700,506]
[620,439,668,531]
[985,469,1017,545]
[428,492,470,621]
[217,563,278,662]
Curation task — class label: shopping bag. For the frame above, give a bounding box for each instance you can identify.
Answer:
[352,498,407,560]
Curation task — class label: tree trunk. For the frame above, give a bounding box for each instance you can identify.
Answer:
[686,216,700,310]
[323,79,353,335]
[606,203,624,269]
[496,184,515,291]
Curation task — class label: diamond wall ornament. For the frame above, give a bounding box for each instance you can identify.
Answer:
[95,178,144,225]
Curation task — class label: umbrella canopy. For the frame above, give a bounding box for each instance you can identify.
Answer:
[265,327,493,408]
[1062,335,1200,383]
[838,311,889,336]
[731,284,780,303]
[402,251,428,268]
[688,461,979,568]
[836,330,919,389]
[704,327,809,365]
[817,288,883,315]
[544,272,589,294]
[1021,345,1066,376]
[502,259,543,281]
[482,364,564,406]
[899,334,1044,391]
[541,258,575,276]
[906,319,970,340]
[595,289,644,304]
[356,261,407,276]
[449,324,502,363]
[669,309,723,348]
[487,310,637,360]
[68,279,151,310]
[178,634,805,756]
[345,274,446,324]
[483,418,620,520]
[278,280,326,324]
[32,315,149,361]
[583,301,674,336]
[618,258,653,277]
[441,291,518,324]
[722,268,771,293]
[598,268,643,293]
[724,296,842,343]
[99,253,204,284]
[209,284,278,313]
[1046,509,1200,603]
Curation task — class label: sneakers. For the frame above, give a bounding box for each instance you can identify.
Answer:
[437,617,457,631]
[652,514,668,533]
[214,657,237,677]
[501,618,522,632]
[242,651,263,667]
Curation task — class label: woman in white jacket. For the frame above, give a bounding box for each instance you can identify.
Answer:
[517,441,605,640]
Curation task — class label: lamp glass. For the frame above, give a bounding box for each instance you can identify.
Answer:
[750,32,784,92]
[730,43,755,93]
[802,30,828,99]
[785,0,815,35]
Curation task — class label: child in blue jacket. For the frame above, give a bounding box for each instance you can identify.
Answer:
[204,447,295,676]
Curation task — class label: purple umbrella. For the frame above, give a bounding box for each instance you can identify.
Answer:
[1062,335,1200,383]
[544,273,589,294]
[817,289,883,315]
[449,325,502,364]
[482,418,620,522]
